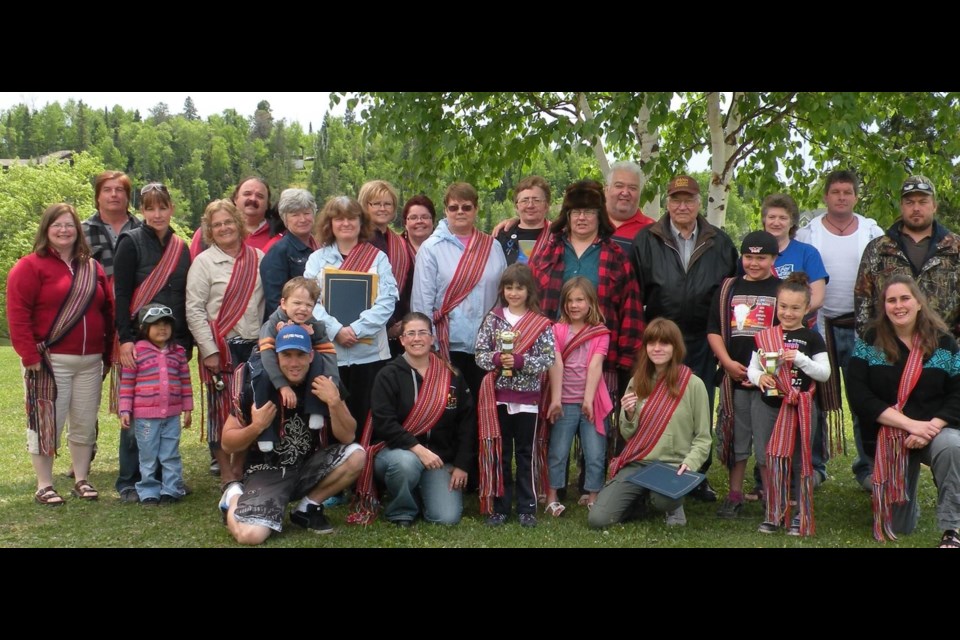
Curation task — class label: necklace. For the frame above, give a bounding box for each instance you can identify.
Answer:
[824,215,856,235]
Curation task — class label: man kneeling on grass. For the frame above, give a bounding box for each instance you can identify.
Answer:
[219,325,365,545]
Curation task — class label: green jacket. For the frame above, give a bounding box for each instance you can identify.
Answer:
[618,373,712,471]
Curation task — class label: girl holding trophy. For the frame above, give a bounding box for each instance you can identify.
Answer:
[747,272,831,535]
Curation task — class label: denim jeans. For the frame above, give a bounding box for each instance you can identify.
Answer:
[374,447,462,525]
[548,404,607,493]
[831,325,873,483]
[134,416,185,501]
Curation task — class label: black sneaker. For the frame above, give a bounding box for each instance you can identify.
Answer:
[690,479,718,502]
[290,504,334,534]
[159,494,181,505]
[485,513,507,526]
[757,520,781,534]
[518,513,537,528]
[119,487,139,504]
[140,497,160,507]
[716,497,743,519]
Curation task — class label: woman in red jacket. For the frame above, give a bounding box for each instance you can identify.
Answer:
[7,203,114,505]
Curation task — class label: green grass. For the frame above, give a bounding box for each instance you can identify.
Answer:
[0,346,943,548]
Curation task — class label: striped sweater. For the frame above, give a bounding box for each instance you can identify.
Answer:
[119,340,194,418]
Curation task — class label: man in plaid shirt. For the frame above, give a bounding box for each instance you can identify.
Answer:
[82,171,142,283]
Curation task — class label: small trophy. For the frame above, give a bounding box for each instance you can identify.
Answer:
[499,330,518,378]
[758,348,783,397]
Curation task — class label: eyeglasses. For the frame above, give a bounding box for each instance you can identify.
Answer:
[570,209,598,219]
[446,204,475,213]
[670,198,699,208]
[142,306,173,320]
[902,182,933,193]
[50,222,76,230]
[405,214,433,222]
[517,197,545,206]
[140,183,169,196]
[210,219,236,230]
[402,330,432,338]
[369,201,394,209]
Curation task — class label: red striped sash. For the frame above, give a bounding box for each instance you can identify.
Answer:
[530,225,550,263]
[386,230,413,292]
[756,326,818,535]
[873,334,923,542]
[716,276,737,467]
[433,228,495,359]
[109,231,185,414]
[201,245,259,442]
[340,241,379,273]
[27,257,99,456]
[477,311,553,514]
[608,365,692,479]
[535,322,612,491]
[349,353,453,525]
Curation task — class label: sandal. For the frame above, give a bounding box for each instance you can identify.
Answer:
[71,480,99,501]
[545,501,566,517]
[577,494,591,506]
[35,485,65,506]
[938,530,960,548]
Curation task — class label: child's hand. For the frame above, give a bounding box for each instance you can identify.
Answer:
[500,353,515,370]
[757,374,777,392]
[279,386,297,409]
[782,348,798,364]
[621,391,639,418]
[120,413,131,429]
[275,320,294,332]
[547,401,563,424]
[581,400,594,422]
[182,411,192,429]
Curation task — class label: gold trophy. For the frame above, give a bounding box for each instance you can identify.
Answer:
[499,330,518,378]
[758,348,783,397]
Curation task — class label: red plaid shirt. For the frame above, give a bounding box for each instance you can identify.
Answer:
[531,232,644,370]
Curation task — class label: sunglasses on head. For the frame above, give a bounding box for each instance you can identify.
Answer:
[902,182,932,193]
[142,306,173,320]
[140,183,169,196]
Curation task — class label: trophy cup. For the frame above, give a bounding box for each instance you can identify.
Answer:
[757,348,783,397]
[499,330,518,377]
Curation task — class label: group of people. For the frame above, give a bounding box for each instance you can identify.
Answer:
[7,164,960,548]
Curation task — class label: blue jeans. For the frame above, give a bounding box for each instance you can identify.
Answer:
[134,416,185,501]
[548,404,607,493]
[374,447,462,525]
[831,325,872,483]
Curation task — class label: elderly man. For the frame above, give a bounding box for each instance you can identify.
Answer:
[219,325,365,544]
[631,174,738,500]
[606,161,656,253]
[797,170,884,490]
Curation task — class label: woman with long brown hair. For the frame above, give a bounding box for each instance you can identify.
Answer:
[7,203,114,504]
[846,274,960,547]
[588,318,711,528]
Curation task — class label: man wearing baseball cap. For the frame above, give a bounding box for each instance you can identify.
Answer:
[632,174,739,501]
[218,324,365,543]
[855,175,960,338]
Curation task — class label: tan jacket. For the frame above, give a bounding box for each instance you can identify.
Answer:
[186,244,265,360]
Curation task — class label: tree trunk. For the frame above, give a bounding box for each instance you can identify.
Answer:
[635,98,661,220]
[706,92,741,229]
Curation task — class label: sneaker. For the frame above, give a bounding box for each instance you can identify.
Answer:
[159,494,181,505]
[209,459,221,476]
[716,497,743,519]
[757,520,781,534]
[485,513,507,527]
[787,515,802,536]
[322,492,348,508]
[690,479,718,503]
[665,505,687,527]
[119,487,139,504]
[813,470,828,488]
[858,475,873,493]
[290,504,334,534]
[393,519,414,528]
[518,513,537,528]
[218,481,244,522]
[140,497,160,507]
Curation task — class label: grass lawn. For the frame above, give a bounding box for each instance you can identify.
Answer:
[0,346,944,548]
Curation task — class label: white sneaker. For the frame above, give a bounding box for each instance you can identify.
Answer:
[665,505,687,527]
[218,481,244,520]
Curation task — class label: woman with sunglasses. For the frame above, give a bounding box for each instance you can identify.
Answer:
[112,182,192,503]
[186,199,265,489]
[7,203,115,505]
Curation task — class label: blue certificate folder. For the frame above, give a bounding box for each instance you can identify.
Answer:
[323,269,378,344]
[625,462,706,500]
